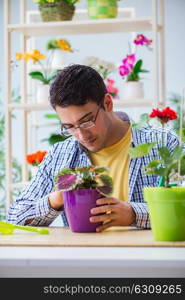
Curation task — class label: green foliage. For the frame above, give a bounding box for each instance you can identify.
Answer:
[168,93,185,142]
[33,0,79,5]
[29,70,59,84]
[127,59,149,81]
[46,39,60,50]
[128,142,157,158]
[132,113,150,129]
[54,166,113,195]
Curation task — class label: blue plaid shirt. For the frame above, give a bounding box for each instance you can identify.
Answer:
[7,118,179,229]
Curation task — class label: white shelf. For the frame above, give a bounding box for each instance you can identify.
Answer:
[8,18,155,36]
[8,99,153,111]
[8,103,51,111]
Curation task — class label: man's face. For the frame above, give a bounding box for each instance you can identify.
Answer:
[55,100,112,152]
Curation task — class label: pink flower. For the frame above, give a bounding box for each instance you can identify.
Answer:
[122,54,136,69]
[119,65,130,77]
[134,34,152,46]
[105,78,119,98]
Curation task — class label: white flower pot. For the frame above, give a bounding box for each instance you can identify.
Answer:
[36,84,50,103]
[52,49,66,68]
[123,81,144,100]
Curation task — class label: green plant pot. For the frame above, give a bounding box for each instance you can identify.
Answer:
[39,2,75,22]
[144,187,185,241]
[87,0,118,19]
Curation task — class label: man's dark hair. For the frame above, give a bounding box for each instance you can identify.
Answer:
[49,64,107,109]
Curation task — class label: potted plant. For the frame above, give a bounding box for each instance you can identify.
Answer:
[83,56,117,80]
[32,0,79,22]
[119,34,152,100]
[129,106,185,241]
[46,39,74,68]
[87,0,118,19]
[15,49,60,103]
[54,166,113,232]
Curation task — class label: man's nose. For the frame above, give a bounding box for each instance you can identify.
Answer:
[75,128,91,140]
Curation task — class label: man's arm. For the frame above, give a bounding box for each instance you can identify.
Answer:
[7,146,64,226]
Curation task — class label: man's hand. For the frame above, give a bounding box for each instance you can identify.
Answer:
[90,197,136,232]
[48,191,64,211]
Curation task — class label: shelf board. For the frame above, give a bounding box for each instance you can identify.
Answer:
[8,99,153,111]
[8,18,155,36]
[113,99,154,108]
[8,103,52,111]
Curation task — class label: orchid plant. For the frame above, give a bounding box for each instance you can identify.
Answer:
[54,165,113,196]
[16,49,60,84]
[119,34,152,82]
[129,106,185,188]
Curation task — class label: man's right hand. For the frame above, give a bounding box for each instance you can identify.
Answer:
[48,191,64,211]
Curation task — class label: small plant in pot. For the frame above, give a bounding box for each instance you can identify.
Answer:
[129,106,185,242]
[54,165,113,232]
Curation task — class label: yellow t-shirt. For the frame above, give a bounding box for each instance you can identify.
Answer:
[89,127,132,201]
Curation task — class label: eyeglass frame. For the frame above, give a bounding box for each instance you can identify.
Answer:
[61,105,101,136]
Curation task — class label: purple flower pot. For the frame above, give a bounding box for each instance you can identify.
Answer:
[63,188,104,232]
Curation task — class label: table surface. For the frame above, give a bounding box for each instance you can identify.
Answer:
[0,227,185,278]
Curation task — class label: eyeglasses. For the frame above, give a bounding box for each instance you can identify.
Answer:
[61,106,101,136]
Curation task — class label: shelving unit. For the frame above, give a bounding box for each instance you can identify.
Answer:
[4,0,165,209]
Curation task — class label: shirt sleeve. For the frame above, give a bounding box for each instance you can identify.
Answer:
[7,145,63,226]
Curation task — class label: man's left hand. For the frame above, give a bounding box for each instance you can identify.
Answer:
[90,197,136,232]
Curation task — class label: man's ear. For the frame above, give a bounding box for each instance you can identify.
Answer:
[104,93,113,112]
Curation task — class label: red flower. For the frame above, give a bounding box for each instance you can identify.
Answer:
[26,150,47,166]
[149,107,178,124]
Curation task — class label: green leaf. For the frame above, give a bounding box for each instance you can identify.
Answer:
[145,167,166,176]
[146,160,163,168]
[133,59,142,73]
[171,145,184,160]
[132,113,150,129]
[29,71,47,83]
[128,142,157,158]
[158,147,172,163]
[44,113,60,120]
[139,69,149,73]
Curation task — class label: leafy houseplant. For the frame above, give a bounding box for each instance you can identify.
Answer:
[119,34,152,100]
[33,0,79,22]
[54,166,113,232]
[129,106,185,241]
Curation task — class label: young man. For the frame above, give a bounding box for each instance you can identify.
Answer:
[8,64,179,232]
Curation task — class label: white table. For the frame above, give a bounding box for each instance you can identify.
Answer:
[0,246,185,278]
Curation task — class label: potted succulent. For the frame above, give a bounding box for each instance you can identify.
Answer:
[32,0,79,22]
[87,0,118,19]
[119,34,152,100]
[129,106,185,241]
[54,166,113,232]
